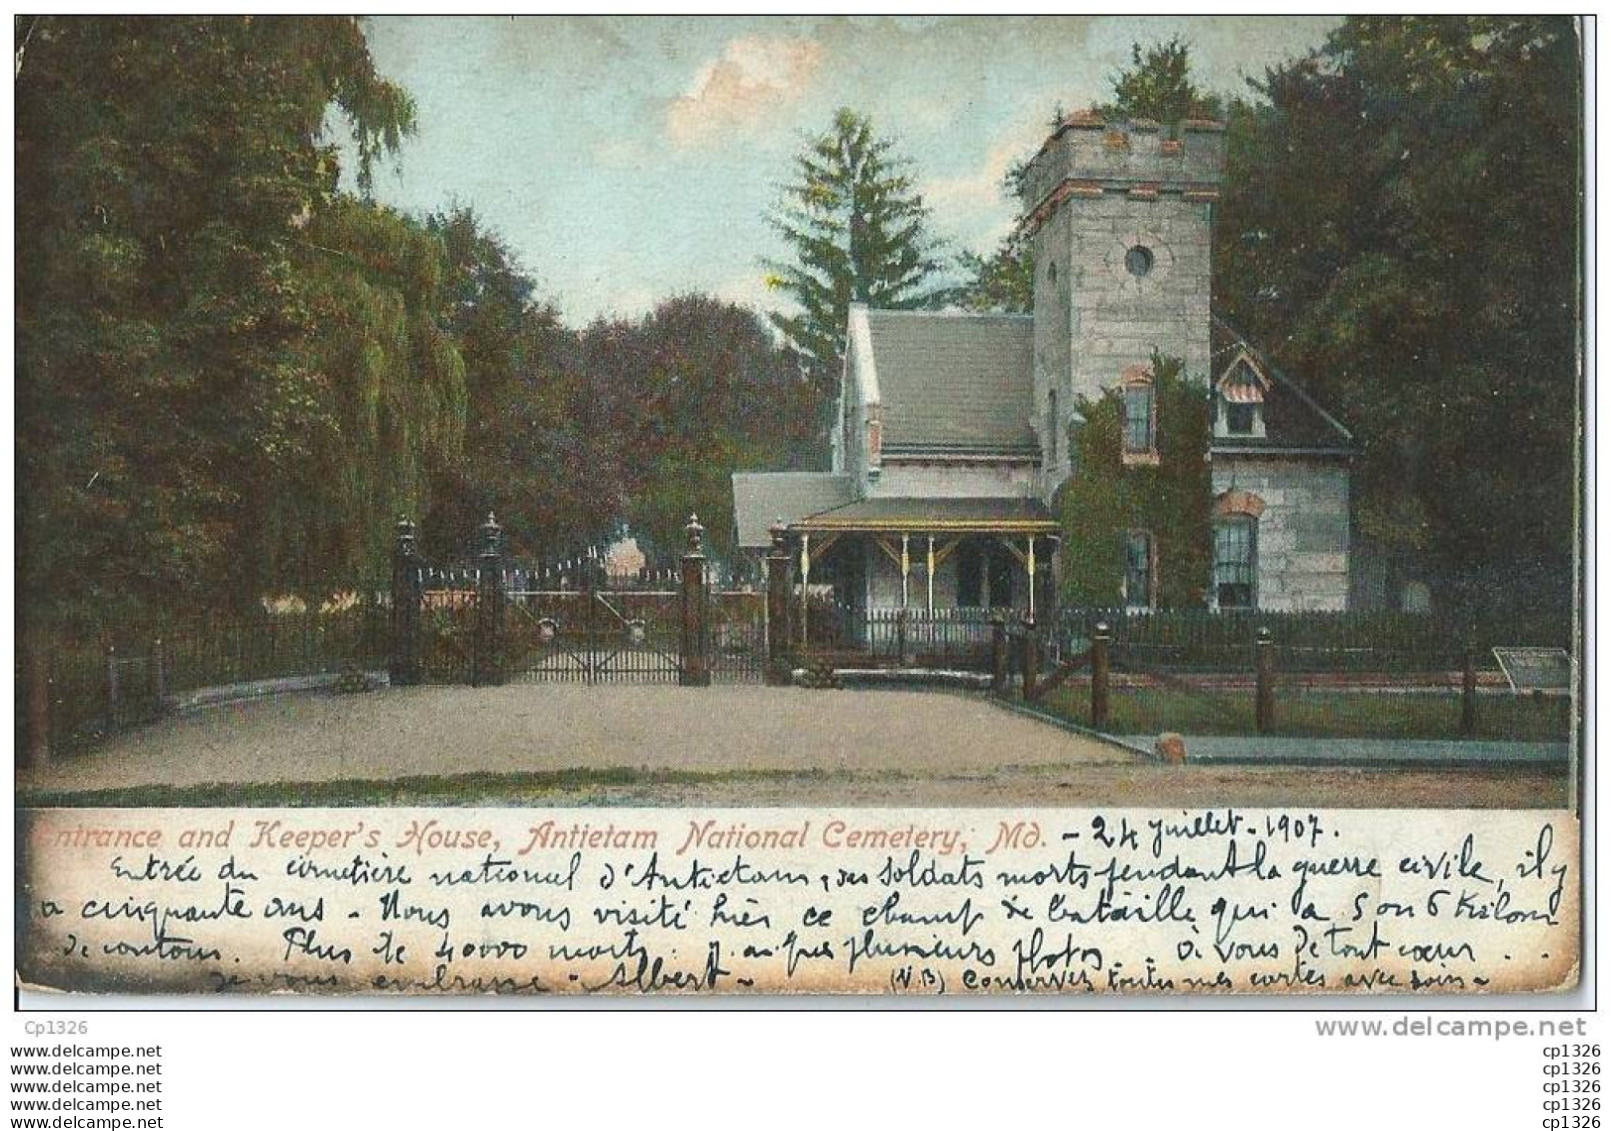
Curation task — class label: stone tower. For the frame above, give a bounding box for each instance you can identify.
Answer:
[1021,113,1227,497]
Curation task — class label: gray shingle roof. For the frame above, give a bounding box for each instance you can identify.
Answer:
[863,310,1037,454]
[731,472,856,548]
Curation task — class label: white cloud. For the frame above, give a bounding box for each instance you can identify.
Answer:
[666,36,824,149]
[921,117,1046,250]
[713,271,779,315]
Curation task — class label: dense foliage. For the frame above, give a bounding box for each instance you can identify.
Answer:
[1215,17,1580,615]
[1056,355,1211,606]
[1101,36,1223,124]
[17,17,823,629]
[16,17,426,621]
[956,21,1581,616]
[16,18,1580,631]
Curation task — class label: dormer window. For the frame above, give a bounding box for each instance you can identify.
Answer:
[1214,354,1271,440]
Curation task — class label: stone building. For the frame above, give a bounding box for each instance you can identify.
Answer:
[734,111,1355,616]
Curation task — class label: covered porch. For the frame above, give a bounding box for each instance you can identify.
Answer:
[783,497,1061,658]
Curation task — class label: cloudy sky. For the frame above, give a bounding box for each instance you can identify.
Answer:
[353,16,1341,326]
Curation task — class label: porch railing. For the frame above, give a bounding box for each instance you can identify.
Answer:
[800,603,1021,671]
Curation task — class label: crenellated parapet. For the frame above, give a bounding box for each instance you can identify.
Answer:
[1020,114,1227,236]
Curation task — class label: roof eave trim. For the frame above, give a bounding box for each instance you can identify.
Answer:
[882,445,1041,459]
[791,518,1062,534]
[1211,443,1357,458]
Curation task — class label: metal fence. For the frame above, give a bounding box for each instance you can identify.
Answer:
[1046,606,1572,675]
[31,600,390,756]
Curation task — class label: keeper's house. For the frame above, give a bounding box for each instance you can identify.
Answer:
[734,112,1359,618]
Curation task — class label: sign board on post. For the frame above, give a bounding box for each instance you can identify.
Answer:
[1492,647,1573,694]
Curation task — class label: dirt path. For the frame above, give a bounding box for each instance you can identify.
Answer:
[17,685,1566,809]
[18,684,1133,795]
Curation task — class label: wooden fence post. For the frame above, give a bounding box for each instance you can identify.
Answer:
[152,637,168,712]
[1255,626,1275,734]
[473,513,506,687]
[991,617,1008,695]
[680,514,711,686]
[105,642,120,730]
[1021,618,1038,700]
[1091,620,1111,729]
[1461,647,1478,737]
[389,516,423,687]
[24,639,51,767]
[765,522,792,685]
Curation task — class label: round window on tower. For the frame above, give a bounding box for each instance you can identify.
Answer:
[1125,244,1155,278]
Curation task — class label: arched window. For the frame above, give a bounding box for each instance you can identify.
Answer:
[1213,518,1257,609]
[1214,354,1270,439]
[1212,490,1266,609]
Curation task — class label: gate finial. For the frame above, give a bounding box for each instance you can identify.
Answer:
[479,512,502,558]
[684,513,705,556]
[395,515,417,558]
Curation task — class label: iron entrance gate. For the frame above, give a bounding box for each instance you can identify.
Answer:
[399,515,766,687]
[504,587,683,683]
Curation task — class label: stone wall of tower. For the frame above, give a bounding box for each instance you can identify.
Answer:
[1025,116,1227,499]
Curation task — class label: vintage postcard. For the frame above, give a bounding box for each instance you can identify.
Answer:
[13,15,1585,997]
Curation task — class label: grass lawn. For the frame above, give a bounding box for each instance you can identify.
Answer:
[1037,686,1573,741]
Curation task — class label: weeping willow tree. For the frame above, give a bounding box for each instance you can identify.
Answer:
[245,200,468,599]
[15,17,452,619]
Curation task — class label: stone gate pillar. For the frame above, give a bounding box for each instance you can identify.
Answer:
[765,520,793,685]
[389,516,423,687]
[680,514,711,687]
[473,512,506,687]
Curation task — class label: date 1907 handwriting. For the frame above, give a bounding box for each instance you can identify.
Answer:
[20,808,1577,996]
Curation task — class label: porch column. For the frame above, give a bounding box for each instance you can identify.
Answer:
[900,534,910,608]
[765,521,792,685]
[798,533,811,646]
[1026,535,1037,622]
[926,535,935,615]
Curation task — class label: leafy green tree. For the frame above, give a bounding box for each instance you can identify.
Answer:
[267,199,467,592]
[1214,16,1580,615]
[16,17,428,619]
[416,208,609,563]
[622,295,824,562]
[765,108,944,385]
[1101,36,1223,125]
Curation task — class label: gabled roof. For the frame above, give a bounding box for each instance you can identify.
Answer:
[1210,316,1356,454]
[731,472,856,549]
[859,308,1037,455]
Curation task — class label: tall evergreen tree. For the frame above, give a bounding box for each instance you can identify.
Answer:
[764,108,943,386]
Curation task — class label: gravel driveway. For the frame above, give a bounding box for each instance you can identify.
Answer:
[17,685,1565,808]
[19,684,1133,795]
